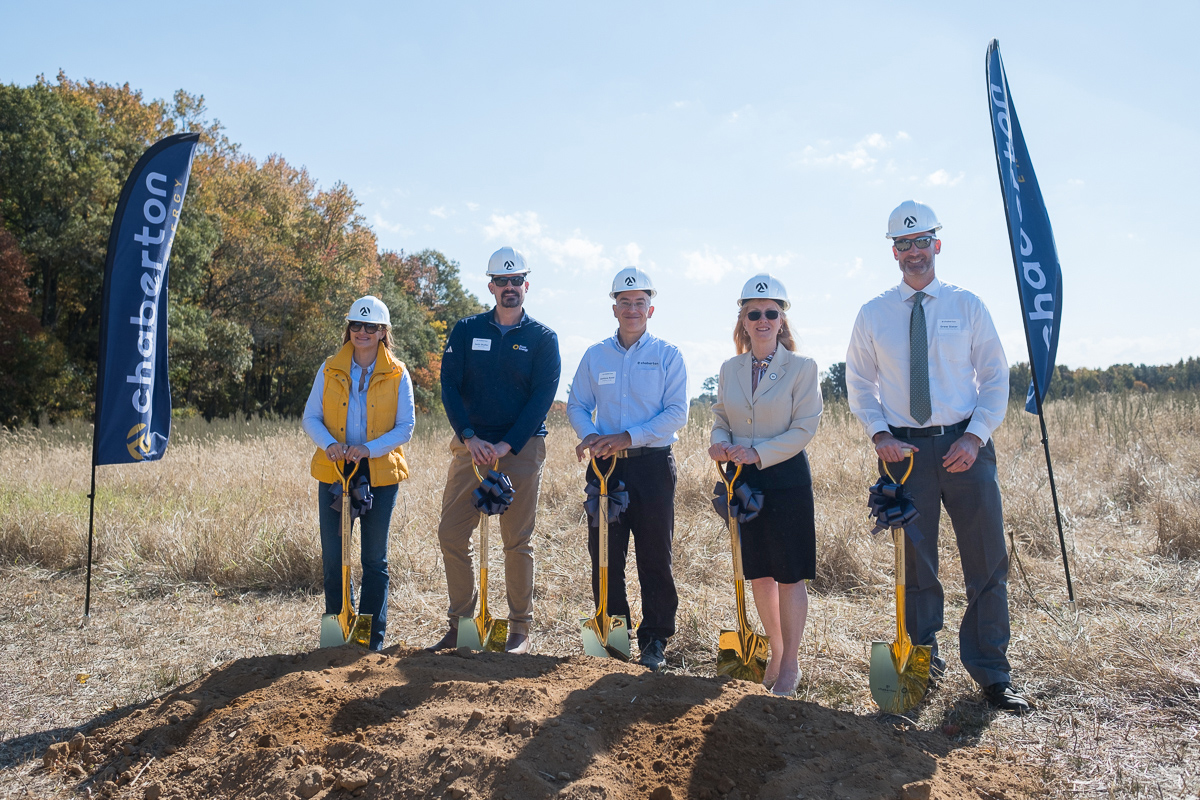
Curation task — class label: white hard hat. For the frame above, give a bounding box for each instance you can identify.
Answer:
[346,295,391,326]
[738,273,791,311]
[609,267,656,299]
[886,200,943,239]
[486,246,530,276]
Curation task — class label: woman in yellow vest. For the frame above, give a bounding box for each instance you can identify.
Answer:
[302,295,415,651]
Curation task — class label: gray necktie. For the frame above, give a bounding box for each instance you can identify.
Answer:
[909,291,931,424]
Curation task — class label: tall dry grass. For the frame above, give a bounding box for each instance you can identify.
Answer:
[2,393,1199,796]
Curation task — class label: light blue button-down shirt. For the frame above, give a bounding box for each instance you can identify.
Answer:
[302,359,416,458]
[566,330,688,448]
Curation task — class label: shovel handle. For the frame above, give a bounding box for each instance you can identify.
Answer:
[881,448,915,485]
[336,458,361,491]
[472,459,500,483]
[714,460,742,496]
[589,456,617,494]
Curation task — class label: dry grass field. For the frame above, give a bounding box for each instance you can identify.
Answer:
[1,393,1198,798]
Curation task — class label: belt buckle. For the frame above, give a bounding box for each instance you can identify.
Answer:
[613,449,630,459]
[931,425,945,436]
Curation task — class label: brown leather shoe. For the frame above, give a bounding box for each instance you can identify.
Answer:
[505,622,531,654]
[425,625,459,652]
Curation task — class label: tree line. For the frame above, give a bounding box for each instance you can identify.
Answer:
[818,359,1200,403]
[0,73,485,427]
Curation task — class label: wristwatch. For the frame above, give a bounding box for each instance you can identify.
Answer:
[461,427,475,442]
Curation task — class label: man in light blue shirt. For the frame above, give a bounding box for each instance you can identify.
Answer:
[567,267,688,671]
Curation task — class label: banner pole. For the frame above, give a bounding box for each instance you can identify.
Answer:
[986,40,1076,610]
[84,463,97,618]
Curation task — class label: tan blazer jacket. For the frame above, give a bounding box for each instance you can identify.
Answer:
[710,346,823,469]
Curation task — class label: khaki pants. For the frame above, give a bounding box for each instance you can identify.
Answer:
[437,435,546,626]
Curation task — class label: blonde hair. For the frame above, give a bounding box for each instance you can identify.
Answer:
[733,301,795,355]
[343,323,395,355]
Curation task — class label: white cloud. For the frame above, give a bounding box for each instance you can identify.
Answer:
[925,169,964,187]
[429,206,448,219]
[482,211,616,273]
[1067,179,1084,186]
[371,214,411,236]
[483,211,544,241]
[846,257,864,278]
[465,201,480,211]
[793,132,912,172]
[682,247,735,284]
[619,242,642,266]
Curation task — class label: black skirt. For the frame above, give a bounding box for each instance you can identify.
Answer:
[736,450,815,584]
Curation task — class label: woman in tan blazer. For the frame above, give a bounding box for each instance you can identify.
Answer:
[709,274,822,696]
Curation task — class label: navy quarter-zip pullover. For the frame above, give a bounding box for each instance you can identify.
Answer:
[440,309,561,453]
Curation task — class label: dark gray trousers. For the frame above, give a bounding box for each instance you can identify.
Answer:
[884,434,1011,687]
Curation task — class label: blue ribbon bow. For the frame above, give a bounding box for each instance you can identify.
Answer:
[583,479,630,525]
[866,477,923,543]
[328,470,374,521]
[473,469,515,516]
[711,480,765,524]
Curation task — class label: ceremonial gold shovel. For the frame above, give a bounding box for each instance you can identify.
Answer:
[714,462,769,683]
[320,459,373,648]
[457,463,509,652]
[869,450,933,713]
[580,457,632,660]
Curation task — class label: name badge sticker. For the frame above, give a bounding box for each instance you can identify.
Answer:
[937,319,962,334]
[472,338,492,351]
[598,371,616,385]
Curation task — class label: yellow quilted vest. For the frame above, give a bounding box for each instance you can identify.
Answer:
[309,342,410,486]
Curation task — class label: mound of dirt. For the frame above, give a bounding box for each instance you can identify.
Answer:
[48,646,1041,800]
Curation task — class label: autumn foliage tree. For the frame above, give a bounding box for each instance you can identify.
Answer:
[0,73,482,425]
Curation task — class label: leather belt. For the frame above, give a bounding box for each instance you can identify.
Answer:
[888,419,971,439]
[614,445,671,459]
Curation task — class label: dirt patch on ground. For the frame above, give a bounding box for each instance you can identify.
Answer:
[41,645,1043,800]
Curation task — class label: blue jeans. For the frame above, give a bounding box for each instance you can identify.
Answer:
[319,480,398,650]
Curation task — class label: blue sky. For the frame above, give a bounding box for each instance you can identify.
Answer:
[4,2,1197,399]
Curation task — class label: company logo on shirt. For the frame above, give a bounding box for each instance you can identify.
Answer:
[513,344,529,352]
[636,360,659,367]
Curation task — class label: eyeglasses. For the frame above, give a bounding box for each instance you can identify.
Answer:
[348,322,382,334]
[893,236,935,252]
[491,275,527,287]
[745,309,780,321]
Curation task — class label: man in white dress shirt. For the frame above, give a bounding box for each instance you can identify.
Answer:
[846,201,1031,713]
[567,267,689,671]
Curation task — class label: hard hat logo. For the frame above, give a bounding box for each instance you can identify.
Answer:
[904,216,917,228]
[887,200,942,239]
[625,276,636,286]
[504,260,515,270]
[360,307,370,316]
[487,247,530,276]
[739,273,791,310]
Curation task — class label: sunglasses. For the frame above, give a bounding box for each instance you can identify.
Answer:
[491,275,527,287]
[745,309,780,321]
[893,236,935,252]
[348,321,382,334]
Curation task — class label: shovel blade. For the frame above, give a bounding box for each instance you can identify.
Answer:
[349,614,372,648]
[869,640,932,713]
[457,614,510,653]
[320,613,346,648]
[716,628,769,683]
[580,615,631,661]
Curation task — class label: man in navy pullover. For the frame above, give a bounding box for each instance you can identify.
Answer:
[428,247,560,654]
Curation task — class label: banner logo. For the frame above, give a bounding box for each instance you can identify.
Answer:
[126,424,153,461]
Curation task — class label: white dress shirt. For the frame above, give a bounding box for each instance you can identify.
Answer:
[566,330,688,449]
[302,360,416,458]
[845,277,1008,444]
